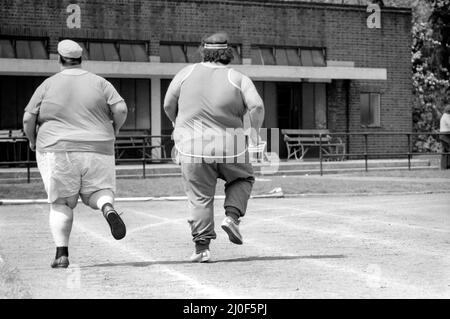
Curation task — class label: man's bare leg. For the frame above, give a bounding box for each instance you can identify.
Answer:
[49,194,79,268]
[81,189,126,240]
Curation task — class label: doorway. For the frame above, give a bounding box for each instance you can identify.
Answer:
[276,82,327,159]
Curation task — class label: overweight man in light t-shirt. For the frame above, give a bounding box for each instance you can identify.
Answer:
[164,32,265,263]
[23,40,128,269]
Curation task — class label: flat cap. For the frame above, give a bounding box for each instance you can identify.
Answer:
[57,39,83,59]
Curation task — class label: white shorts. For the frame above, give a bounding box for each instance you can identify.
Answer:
[36,151,116,203]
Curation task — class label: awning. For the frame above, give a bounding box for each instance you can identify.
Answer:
[0,58,387,81]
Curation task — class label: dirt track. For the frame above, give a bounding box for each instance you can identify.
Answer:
[0,193,449,298]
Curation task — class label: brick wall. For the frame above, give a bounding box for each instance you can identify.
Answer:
[0,0,413,156]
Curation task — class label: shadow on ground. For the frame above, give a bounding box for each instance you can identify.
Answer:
[83,254,346,268]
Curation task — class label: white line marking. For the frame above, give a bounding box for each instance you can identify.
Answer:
[291,206,449,233]
[73,221,243,299]
[247,199,450,233]
[244,206,449,258]
[244,238,449,297]
[124,208,186,223]
[128,218,186,235]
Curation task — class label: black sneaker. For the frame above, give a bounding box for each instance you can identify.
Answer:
[103,209,126,240]
[51,256,69,269]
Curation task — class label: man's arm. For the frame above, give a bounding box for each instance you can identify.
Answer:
[163,65,196,124]
[241,75,265,145]
[110,101,128,136]
[23,111,37,151]
[163,81,179,124]
[23,81,46,151]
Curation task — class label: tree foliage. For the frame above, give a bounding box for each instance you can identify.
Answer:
[412,0,450,152]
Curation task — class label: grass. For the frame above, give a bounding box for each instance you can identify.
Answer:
[1,169,450,200]
[340,168,450,179]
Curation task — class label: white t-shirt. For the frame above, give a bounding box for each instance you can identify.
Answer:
[163,62,264,158]
[440,113,450,132]
[25,68,124,155]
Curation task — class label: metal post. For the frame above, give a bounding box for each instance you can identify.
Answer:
[407,133,411,170]
[364,133,368,172]
[142,139,146,179]
[319,133,323,176]
[26,141,30,183]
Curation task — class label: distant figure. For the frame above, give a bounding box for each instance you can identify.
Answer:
[440,105,450,169]
[164,32,265,262]
[23,39,128,269]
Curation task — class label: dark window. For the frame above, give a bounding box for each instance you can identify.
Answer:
[87,42,119,61]
[74,41,148,62]
[252,46,325,66]
[286,48,301,66]
[106,78,151,130]
[78,42,89,60]
[0,76,46,129]
[0,39,15,58]
[274,48,302,66]
[128,43,148,62]
[250,48,263,65]
[102,43,120,61]
[160,44,187,63]
[360,93,381,127]
[87,42,104,60]
[185,45,201,63]
[260,48,276,65]
[119,44,134,62]
[302,83,327,129]
[275,48,289,66]
[300,50,314,66]
[311,49,326,66]
[0,38,48,59]
[251,47,277,65]
[160,43,242,64]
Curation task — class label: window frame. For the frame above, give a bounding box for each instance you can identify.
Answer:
[159,42,242,64]
[66,39,149,62]
[0,36,49,59]
[360,92,381,128]
[250,45,326,66]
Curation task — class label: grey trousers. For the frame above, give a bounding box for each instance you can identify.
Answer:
[181,160,255,244]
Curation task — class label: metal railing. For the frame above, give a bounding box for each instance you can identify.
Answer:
[113,134,173,179]
[0,136,33,182]
[1,132,449,182]
[317,132,450,176]
[0,134,173,182]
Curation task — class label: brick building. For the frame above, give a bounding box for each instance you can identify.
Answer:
[0,0,412,159]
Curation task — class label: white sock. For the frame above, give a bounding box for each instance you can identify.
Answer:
[49,204,73,247]
[88,190,114,211]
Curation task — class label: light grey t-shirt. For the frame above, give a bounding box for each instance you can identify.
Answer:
[25,68,124,155]
[164,62,263,158]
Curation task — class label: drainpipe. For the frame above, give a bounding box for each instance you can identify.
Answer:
[345,80,350,156]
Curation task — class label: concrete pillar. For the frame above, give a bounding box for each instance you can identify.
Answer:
[151,77,162,157]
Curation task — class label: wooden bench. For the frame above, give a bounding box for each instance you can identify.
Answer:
[281,129,346,161]
[115,130,167,160]
[0,129,27,162]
